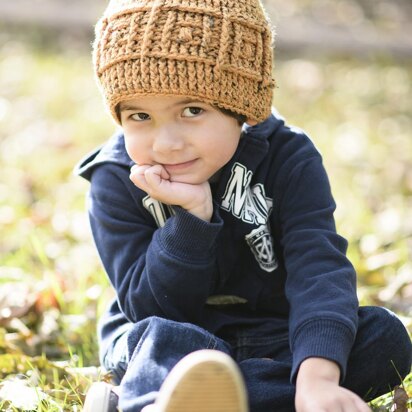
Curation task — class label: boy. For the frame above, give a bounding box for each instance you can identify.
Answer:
[77,0,412,411]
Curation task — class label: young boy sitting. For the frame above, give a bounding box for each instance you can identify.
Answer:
[78,0,412,410]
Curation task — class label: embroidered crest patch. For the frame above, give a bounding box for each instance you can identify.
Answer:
[245,224,278,272]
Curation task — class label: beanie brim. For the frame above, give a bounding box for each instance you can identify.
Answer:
[99,58,274,124]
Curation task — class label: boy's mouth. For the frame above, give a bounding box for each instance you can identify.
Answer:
[162,159,198,173]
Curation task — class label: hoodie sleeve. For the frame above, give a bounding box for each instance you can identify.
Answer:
[277,135,359,383]
[87,163,223,324]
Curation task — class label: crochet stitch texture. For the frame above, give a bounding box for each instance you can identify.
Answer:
[93,0,275,123]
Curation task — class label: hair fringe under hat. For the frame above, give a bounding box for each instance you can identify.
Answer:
[93,0,275,124]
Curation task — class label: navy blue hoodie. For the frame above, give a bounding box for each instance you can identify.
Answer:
[76,109,359,382]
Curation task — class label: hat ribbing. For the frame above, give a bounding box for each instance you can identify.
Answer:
[93,0,275,124]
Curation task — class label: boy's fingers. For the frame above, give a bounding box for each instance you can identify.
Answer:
[345,392,370,412]
[129,165,152,190]
[354,398,371,412]
[131,164,170,180]
[129,164,174,200]
[130,164,151,175]
[145,164,170,180]
[130,172,148,191]
[144,165,172,190]
[130,165,152,184]
[160,166,170,180]
[144,165,170,195]
[144,166,164,189]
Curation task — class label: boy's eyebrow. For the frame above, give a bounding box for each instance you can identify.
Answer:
[118,103,141,112]
[119,98,205,112]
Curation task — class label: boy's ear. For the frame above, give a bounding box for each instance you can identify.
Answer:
[246,119,258,126]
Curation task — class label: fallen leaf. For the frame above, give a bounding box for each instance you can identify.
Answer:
[393,385,409,412]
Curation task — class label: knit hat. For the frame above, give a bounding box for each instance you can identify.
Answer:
[93,0,275,124]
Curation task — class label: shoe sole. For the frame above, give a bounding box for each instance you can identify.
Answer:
[155,350,248,412]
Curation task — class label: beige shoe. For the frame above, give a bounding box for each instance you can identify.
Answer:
[142,350,248,412]
[83,381,120,412]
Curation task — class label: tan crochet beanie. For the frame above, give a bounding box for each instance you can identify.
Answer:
[93,0,275,124]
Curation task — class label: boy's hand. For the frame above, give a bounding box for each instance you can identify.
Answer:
[130,164,213,222]
[295,358,371,412]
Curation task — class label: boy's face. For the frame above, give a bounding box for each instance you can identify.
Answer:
[119,95,246,185]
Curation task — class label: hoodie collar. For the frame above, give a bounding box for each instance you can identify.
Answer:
[74,130,134,181]
[241,107,284,139]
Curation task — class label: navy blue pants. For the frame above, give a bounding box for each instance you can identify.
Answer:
[101,306,411,412]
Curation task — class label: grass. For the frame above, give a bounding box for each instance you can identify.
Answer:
[0,30,411,410]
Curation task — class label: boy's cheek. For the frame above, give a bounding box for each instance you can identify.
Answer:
[126,144,141,165]
[124,144,151,167]
[124,141,141,164]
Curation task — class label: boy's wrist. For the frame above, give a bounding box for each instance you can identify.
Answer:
[184,203,213,222]
[295,358,371,412]
[296,357,340,385]
[180,183,213,222]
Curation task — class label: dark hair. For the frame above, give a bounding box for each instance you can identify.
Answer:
[115,104,122,123]
[115,103,247,126]
[216,107,247,126]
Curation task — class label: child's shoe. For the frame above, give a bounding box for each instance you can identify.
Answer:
[142,349,248,412]
[83,381,120,412]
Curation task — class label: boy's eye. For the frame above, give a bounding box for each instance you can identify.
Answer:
[182,107,203,117]
[130,112,150,121]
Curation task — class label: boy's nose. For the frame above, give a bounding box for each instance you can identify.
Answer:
[152,127,184,154]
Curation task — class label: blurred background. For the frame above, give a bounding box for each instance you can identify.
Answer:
[0,0,411,406]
